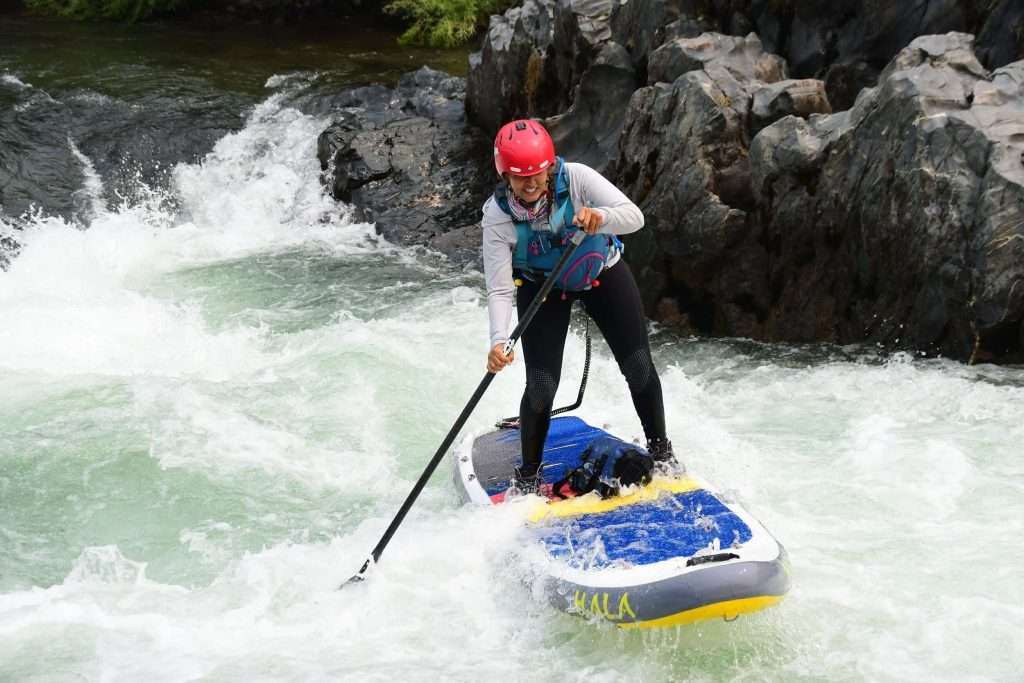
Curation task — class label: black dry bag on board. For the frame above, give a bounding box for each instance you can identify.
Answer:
[554,436,654,499]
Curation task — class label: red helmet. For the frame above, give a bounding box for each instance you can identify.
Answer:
[493,119,556,177]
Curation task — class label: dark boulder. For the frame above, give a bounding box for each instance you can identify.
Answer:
[352,0,1024,363]
[465,0,557,136]
[609,0,715,74]
[751,78,832,132]
[467,0,637,174]
[545,41,639,174]
[317,67,493,261]
[646,31,786,85]
[603,0,1024,111]
[613,33,825,331]
[750,33,1024,361]
[0,59,250,265]
[547,0,617,113]
[975,0,1024,70]
[467,0,627,138]
[743,0,1023,111]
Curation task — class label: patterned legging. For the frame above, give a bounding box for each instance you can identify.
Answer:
[516,259,666,476]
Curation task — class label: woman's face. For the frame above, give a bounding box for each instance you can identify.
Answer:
[506,170,549,204]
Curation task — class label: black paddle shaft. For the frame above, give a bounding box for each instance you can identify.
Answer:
[343,230,587,586]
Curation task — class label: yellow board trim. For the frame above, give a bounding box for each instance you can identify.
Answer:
[527,476,701,523]
[617,595,784,629]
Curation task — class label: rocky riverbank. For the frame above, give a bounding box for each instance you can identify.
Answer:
[318,0,1024,363]
[316,68,495,263]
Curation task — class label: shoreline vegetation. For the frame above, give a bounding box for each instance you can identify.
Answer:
[15,0,513,46]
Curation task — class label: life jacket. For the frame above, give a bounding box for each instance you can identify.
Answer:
[493,158,622,292]
[550,436,654,499]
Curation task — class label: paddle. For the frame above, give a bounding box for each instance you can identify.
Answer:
[342,229,588,587]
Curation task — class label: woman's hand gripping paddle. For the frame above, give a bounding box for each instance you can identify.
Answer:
[342,230,587,587]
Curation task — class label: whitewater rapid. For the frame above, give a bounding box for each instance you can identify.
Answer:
[1,68,1022,682]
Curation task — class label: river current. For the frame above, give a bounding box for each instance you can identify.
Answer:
[1,13,1022,683]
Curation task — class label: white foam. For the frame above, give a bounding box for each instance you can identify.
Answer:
[0,507,563,681]
[0,94,378,381]
[68,136,107,220]
[265,72,318,89]
[65,546,148,585]
[1,73,29,89]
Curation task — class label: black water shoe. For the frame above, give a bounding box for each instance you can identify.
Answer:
[647,437,685,473]
[507,466,540,497]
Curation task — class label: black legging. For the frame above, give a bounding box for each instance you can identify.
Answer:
[516,259,666,476]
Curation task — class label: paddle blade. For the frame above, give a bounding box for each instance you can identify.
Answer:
[340,556,373,589]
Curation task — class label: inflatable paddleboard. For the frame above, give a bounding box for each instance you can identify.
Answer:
[453,416,789,628]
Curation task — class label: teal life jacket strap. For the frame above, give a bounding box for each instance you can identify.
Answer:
[494,158,624,278]
[499,158,572,270]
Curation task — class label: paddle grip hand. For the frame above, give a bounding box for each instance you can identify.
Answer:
[488,231,585,373]
[572,207,603,234]
[487,343,515,373]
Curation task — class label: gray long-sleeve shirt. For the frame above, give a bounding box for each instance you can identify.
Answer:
[482,162,645,348]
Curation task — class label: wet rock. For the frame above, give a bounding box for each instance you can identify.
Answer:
[545,41,638,174]
[547,0,617,114]
[751,78,832,131]
[453,0,1024,362]
[609,0,718,74]
[465,0,556,137]
[467,0,638,172]
[608,0,682,65]
[744,0,1023,110]
[317,67,493,261]
[467,0,631,139]
[975,0,1024,70]
[823,60,879,112]
[603,1,1024,110]
[0,64,248,225]
[647,32,785,85]
[613,33,795,333]
[750,33,1024,361]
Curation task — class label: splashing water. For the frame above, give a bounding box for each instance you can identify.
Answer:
[2,34,1024,683]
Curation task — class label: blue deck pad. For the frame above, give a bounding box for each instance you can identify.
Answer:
[483,417,612,496]
[535,489,754,568]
